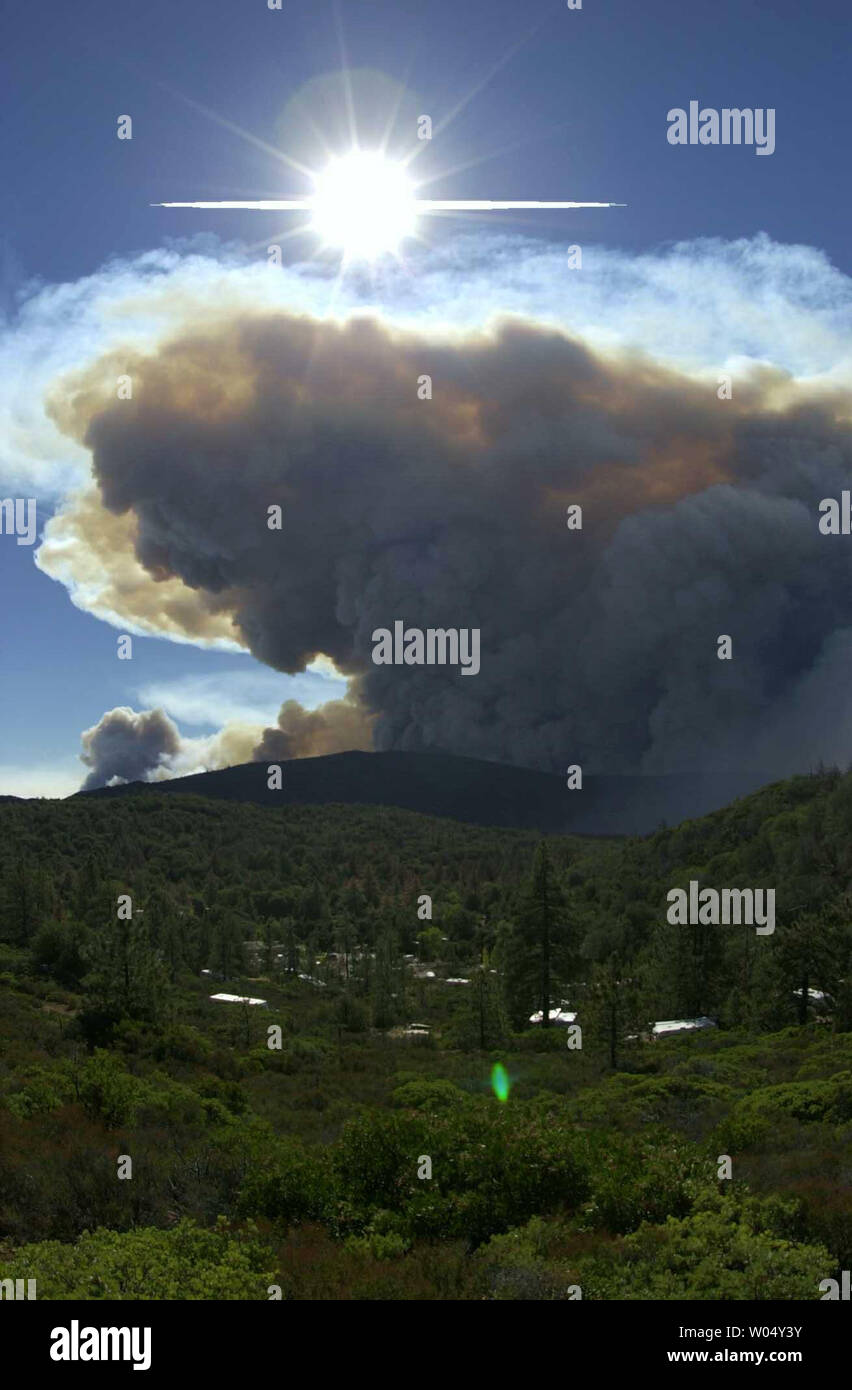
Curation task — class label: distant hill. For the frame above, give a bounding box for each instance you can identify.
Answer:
[74,748,758,835]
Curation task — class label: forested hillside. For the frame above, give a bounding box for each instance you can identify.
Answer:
[1,768,851,1298]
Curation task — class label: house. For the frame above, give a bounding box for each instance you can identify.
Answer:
[529,1002,577,1026]
[209,992,268,1007]
[651,1016,716,1039]
[792,987,833,1004]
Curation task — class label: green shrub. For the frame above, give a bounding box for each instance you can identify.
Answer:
[333,1102,590,1246]
[343,1225,410,1260]
[77,1051,149,1129]
[0,1218,276,1299]
[577,1200,833,1300]
[475,1217,580,1300]
[717,1078,852,1151]
[571,1073,734,1134]
[237,1138,335,1226]
[4,1064,75,1119]
[390,1078,467,1111]
[153,1024,213,1065]
[581,1129,704,1234]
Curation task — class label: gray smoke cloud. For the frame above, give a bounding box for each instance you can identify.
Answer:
[78,692,373,788]
[36,267,852,794]
[80,707,183,789]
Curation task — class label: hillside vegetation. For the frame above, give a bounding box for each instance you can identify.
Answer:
[0,767,850,1298]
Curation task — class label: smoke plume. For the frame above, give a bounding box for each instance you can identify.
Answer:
[5,234,851,790]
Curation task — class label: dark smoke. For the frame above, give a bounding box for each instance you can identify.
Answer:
[52,309,852,791]
[80,706,182,789]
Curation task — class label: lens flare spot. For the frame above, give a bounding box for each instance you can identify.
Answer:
[491,1062,511,1102]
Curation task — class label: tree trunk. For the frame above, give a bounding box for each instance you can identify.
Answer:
[798,972,809,1026]
[541,864,551,1029]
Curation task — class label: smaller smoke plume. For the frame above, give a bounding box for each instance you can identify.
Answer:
[80,706,182,789]
[79,691,373,790]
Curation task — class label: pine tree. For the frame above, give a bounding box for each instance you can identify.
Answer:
[262,916,277,976]
[283,918,298,975]
[372,929,398,1029]
[644,885,725,1020]
[213,912,242,981]
[583,949,643,1069]
[82,912,170,1026]
[458,947,507,1050]
[774,907,847,1025]
[73,854,111,930]
[500,842,574,1030]
[5,862,50,945]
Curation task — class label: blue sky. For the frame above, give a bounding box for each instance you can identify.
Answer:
[2,0,850,794]
[5,0,850,283]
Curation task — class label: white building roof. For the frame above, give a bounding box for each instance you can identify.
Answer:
[209,992,267,1006]
[529,1006,577,1025]
[651,1016,716,1037]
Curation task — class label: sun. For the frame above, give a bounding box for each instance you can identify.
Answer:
[310,150,416,260]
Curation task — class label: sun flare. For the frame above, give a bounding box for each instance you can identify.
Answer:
[310,150,416,260]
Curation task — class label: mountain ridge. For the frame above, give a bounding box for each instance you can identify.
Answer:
[74,747,764,835]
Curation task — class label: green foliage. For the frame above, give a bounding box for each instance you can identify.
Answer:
[343,1224,411,1260]
[570,1072,735,1135]
[237,1138,334,1226]
[332,1102,590,1246]
[390,1078,467,1111]
[581,1130,705,1234]
[81,914,171,1033]
[0,1218,276,1299]
[475,1217,580,1299]
[29,921,88,989]
[152,1023,213,1065]
[716,1075,852,1150]
[1,780,852,1298]
[5,1064,75,1118]
[577,1198,834,1300]
[500,841,576,1029]
[77,1051,149,1128]
[335,990,369,1032]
